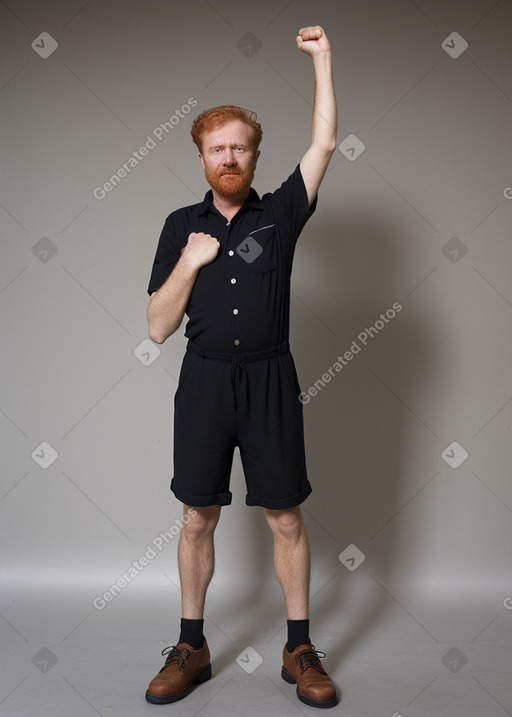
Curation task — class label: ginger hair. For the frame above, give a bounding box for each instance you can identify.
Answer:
[191,105,263,153]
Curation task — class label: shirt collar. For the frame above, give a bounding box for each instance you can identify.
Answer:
[195,187,264,217]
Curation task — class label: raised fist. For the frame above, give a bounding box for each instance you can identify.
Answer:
[296,26,331,57]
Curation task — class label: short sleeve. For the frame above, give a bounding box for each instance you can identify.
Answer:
[147,216,180,295]
[269,164,318,238]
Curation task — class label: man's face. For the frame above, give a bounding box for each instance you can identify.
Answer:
[199,119,259,199]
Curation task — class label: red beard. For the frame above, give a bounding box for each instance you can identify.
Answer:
[204,166,253,198]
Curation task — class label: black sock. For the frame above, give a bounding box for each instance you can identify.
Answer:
[178,618,204,650]
[286,619,311,652]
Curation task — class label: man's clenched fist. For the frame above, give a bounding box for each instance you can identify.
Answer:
[296,25,331,57]
[180,231,220,270]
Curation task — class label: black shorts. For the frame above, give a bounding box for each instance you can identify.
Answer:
[171,341,312,509]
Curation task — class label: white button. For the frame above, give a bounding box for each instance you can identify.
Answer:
[230,278,236,284]
[228,250,234,256]
[233,309,239,315]
[234,339,240,345]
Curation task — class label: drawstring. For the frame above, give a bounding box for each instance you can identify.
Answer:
[185,341,290,413]
[231,356,246,411]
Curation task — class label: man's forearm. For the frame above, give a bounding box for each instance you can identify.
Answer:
[147,259,199,344]
[311,52,337,153]
[147,231,220,344]
[296,27,337,205]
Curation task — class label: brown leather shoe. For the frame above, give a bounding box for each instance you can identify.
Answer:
[282,644,339,708]
[145,640,211,704]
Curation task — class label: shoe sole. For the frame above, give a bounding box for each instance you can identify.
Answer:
[145,663,212,704]
[281,666,339,709]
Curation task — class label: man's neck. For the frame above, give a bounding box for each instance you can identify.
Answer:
[212,188,251,222]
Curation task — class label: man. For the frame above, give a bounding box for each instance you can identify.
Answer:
[145,25,338,708]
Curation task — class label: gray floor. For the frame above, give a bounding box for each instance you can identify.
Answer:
[1,573,511,717]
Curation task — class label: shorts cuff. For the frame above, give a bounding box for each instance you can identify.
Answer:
[245,482,312,509]
[170,479,232,507]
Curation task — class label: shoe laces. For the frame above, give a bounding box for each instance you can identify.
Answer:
[160,645,191,672]
[295,646,327,675]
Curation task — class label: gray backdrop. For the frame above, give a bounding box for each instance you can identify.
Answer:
[1,0,512,715]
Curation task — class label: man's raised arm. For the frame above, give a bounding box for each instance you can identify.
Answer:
[297,26,338,207]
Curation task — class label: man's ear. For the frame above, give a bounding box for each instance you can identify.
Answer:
[199,153,205,170]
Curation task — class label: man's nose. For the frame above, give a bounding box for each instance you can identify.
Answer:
[222,149,236,165]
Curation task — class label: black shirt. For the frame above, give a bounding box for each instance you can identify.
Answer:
[147,164,317,353]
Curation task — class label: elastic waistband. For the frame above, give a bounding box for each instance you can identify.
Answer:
[186,340,290,363]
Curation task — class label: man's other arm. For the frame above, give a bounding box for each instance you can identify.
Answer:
[147,231,219,344]
[297,26,338,207]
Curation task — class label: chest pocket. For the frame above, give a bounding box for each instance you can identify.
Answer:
[235,224,277,273]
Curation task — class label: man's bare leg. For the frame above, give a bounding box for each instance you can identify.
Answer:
[178,504,221,618]
[263,505,310,620]
[265,504,338,707]
[146,505,220,703]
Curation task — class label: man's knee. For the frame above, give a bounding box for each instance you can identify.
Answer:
[264,506,304,541]
[181,504,221,540]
